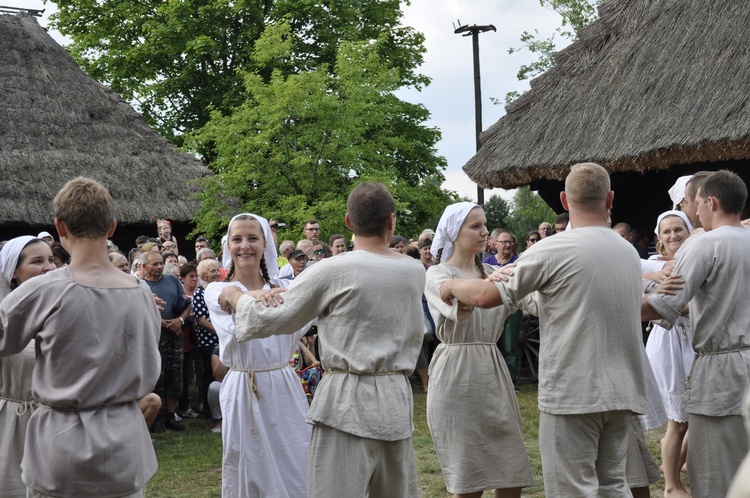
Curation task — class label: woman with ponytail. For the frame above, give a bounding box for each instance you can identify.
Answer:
[424,202,533,498]
[204,214,311,497]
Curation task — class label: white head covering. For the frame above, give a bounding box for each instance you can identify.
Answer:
[654,209,693,235]
[221,213,279,279]
[37,231,53,240]
[431,202,480,262]
[668,175,692,209]
[0,235,37,301]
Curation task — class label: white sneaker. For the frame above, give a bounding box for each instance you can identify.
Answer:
[180,408,200,419]
[173,413,183,422]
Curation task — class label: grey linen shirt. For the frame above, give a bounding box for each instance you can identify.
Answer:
[495,226,647,415]
[648,226,750,416]
[233,251,425,441]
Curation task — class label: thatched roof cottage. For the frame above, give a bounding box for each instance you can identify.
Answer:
[464,0,750,228]
[0,14,211,249]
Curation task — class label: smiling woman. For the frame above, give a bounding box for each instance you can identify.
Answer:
[204,213,311,497]
[0,236,56,497]
[643,209,694,498]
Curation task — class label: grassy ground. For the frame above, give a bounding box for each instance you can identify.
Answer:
[146,382,681,497]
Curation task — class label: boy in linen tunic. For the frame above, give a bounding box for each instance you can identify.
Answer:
[643,170,750,498]
[0,178,161,498]
[219,183,425,497]
[441,163,646,497]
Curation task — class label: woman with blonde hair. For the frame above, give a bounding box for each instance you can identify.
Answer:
[643,210,694,498]
[425,202,533,498]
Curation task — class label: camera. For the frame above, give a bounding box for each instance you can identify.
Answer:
[270,221,286,229]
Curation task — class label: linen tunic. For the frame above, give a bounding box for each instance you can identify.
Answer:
[424,263,533,493]
[233,251,425,441]
[205,279,310,498]
[648,226,750,417]
[0,267,160,498]
[0,343,35,497]
[495,227,647,415]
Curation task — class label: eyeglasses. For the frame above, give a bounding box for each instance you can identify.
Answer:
[305,227,320,232]
[528,238,540,243]
[497,240,514,245]
[313,249,326,255]
[539,227,552,232]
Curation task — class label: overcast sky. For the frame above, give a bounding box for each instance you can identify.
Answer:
[8,0,566,202]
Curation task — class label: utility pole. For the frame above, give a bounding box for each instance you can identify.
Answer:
[454,21,495,206]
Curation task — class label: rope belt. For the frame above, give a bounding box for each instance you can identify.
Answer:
[685,346,750,400]
[440,342,496,347]
[0,395,39,416]
[326,370,407,376]
[36,400,130,412]
[231,364,290,434]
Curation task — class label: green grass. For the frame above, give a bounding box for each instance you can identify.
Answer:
[146,382,679,497]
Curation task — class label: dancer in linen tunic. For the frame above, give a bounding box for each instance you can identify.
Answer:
[425,262,533,493]
[205,280,310,498]
[0,343,35,497]
[0,266,160,498]
[205,212,311,498]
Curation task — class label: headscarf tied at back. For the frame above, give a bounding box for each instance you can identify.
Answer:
[668,175,692,210]
[222,213,279,280]
[431,202,480,262]
[0,235,37,301]
[654,210,693,235]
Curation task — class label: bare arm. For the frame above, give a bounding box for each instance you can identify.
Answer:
[211,355,228,382]
[440,278,503,309]
[198,317,216,333]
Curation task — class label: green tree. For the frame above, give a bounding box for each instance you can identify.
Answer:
[505,0,603,103]
[185,23,453,241]
[483,194,511,231]
[50,0,429,144]
[506,186,556,242]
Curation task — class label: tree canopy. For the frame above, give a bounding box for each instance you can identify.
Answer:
[182,21,453,241]
[505,0,603,103]
[506,186,556,242]
[51,0,454,240]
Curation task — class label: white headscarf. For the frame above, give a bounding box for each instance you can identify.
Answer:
[222,213,279,279]
[431,202,480,262]
[654,210,694,235]
[0,235,37,301]
[668,175,692,209]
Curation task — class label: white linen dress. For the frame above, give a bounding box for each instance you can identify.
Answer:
[644,258,694,423]
[205,279,310,498]
[424,263,533,494]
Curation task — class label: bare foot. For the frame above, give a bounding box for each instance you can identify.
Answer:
[664,487,691,498]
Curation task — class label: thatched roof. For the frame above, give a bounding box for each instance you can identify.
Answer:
[0,14,211,228]
[464,0,750,189]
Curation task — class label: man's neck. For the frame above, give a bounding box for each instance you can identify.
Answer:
[352,233,393,255]
[708,212,743,230]
[144,275,163,283]
[498,253,515,264]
